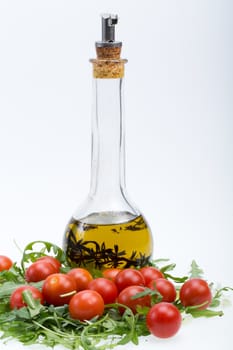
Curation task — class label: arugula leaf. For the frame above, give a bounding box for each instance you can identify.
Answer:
[149,258,170,268]
[22,290,44,317]
[163,273,188,283]
[0,281,24,298]
[21,240,67,271]
[131,287,160,300]
[157,263,188,283]
[160,262,176,273]
[210,286,233,308]
[185,306,223,318]
[189,260,204,278]
[0,264,24,283]
[0,281,43,299]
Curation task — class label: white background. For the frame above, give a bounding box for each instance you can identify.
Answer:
[0,0,232,349]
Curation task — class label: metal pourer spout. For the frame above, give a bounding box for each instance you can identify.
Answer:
[102,14,118,42]
[96,14,122,48]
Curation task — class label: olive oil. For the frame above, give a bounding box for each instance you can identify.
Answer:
[63,212,153,269]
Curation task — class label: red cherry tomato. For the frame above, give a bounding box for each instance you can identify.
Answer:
[140,266,164,285]
[146,302,182,338]
[37,256,61,271]
[0,255,13,271]
[25,260,58,282]
[117,285,151,314]
[180,278,212,310]
[69,290,104,321]
[67,268,93,291]
[10,285,44,309]
[42,273,76,306]
[115,268,145,292]
[88,277,118,304]
[148,278,177,302]
[102,268,121,282]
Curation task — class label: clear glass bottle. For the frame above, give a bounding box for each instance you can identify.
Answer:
[63,14,153,270]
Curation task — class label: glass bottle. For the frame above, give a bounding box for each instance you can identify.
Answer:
[63,14,153,270]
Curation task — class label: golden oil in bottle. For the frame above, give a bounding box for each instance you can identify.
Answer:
[63,212,153,270]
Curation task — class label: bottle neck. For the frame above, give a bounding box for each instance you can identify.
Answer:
[89,78,126,203]
[73,76,139,223]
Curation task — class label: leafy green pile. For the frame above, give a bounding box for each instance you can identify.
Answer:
[0,241,232,350]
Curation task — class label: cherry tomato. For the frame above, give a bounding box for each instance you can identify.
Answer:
[102,268,121,282]
[67,268,93,291]
[69,290,104,321]
[117,285,151,314]
[179,278,212,310]
[25,260,58,282]
[10,285,44,309]
[140,266,164,285]
[115,269,145,292]
[148,278,177,302]
[146,302,182,338]
[42,273,76,306]
[37,256,61,272]
[0,255,13,271]
[88,277,118,304]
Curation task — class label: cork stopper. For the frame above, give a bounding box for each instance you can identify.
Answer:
[90,14,127,79]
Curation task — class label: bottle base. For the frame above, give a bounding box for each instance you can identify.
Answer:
[63,212,153,270]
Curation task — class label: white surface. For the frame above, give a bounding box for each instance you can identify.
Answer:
[0,0,233,349]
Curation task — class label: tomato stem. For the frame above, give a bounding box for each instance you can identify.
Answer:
[60,290,76,298]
